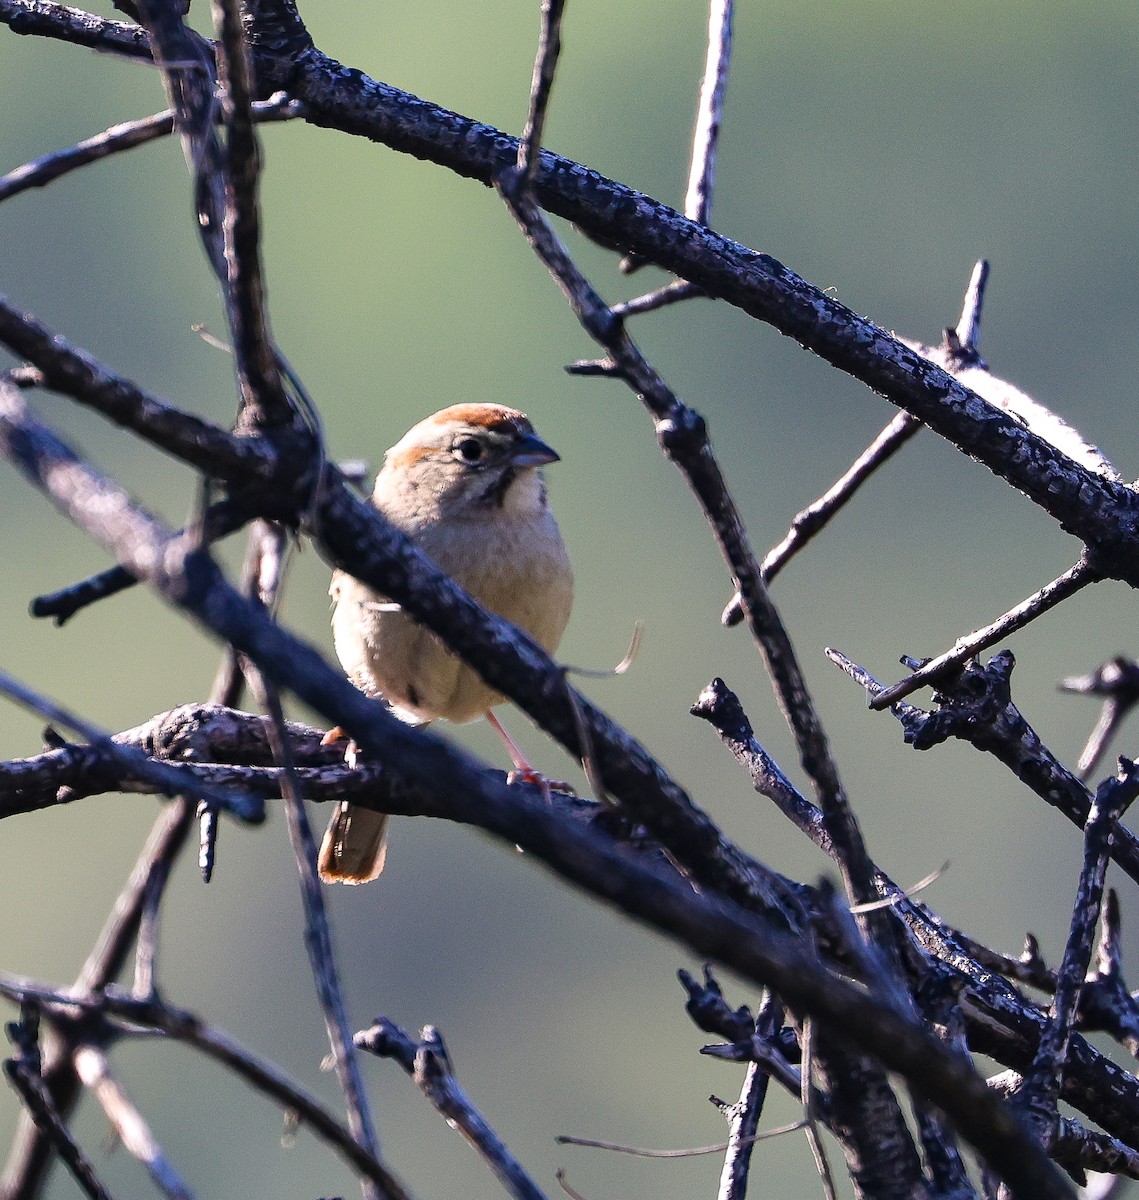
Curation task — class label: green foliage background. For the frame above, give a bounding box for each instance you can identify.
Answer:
[1,1,1137,1196]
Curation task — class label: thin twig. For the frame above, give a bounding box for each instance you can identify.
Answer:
[516,0,564,183]
[3,1018,116,1200]
[621,0,731,277]
[357,1019,549,1200]
[1021,761,1139,1127]
[0,94,301,203]
[871,557,1100,710]
[952,259,990,357]
[608,280,705,320]
[243,555,385,1199]
[30,499,251,626]
[210,0,288,427]
[198,516,288,879]
[716,989,782,1200]
[721,410,921,625]
[73,1044,192,1200]
[685,0,733,225]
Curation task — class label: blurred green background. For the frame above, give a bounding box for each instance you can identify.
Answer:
[1,0,1138,1196]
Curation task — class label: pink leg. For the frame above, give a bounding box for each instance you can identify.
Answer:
[485,709,534,774]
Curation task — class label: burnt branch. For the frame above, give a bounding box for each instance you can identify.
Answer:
[827,649,1139,886]
[871,559,1101,710]
[0,93,301,203]
[0,978,411,1198]
[356,1020,548,1200]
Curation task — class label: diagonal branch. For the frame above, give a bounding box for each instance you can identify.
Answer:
[870,556,1101,709]
[0,298,276,480]
[357,1020,549,1200]
[0,0,151,57]
[0,94,302,203]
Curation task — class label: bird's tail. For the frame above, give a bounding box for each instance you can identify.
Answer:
[317,802,389,884]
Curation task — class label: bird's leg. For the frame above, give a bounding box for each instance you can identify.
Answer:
[485,710,575,799]
[485,709,535,774]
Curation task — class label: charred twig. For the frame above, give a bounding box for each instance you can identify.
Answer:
[30,498,252,626]
[1077,891,1139,1054]
[1021,763,1139,1132]
[721,410,921,625]
[714,988,782,1200]
[356,1019,548,1200]
[870,557,1100,710]
[690,678,829,852]
[827,648,1139,887]
[0,94,301,203]
[1060,658,1139,783]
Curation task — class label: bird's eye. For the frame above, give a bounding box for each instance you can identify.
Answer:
[455,437,485,463]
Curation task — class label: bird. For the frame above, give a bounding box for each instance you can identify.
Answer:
[317,403,574,884]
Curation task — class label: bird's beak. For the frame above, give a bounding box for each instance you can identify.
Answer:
[510,432,560,468]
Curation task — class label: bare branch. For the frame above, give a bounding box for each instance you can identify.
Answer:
[0,0,151,57]
[684,0,733,225]
[357,1020,548,1200]
[0,94,301,203]
[827,648,1139,887]
[245,648,385,1197]
[0,299,275,480]
[871,557,1101,710]
[73,1045,192,1200]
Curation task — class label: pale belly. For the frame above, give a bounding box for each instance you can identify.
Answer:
[330,530,572,724]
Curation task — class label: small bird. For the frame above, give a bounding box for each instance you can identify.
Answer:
[318,403,574,884]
